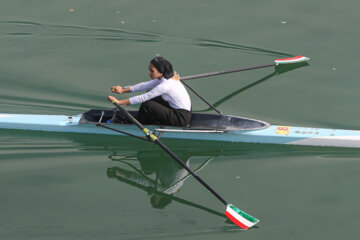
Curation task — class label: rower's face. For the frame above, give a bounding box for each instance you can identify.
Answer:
[148,63,163,80]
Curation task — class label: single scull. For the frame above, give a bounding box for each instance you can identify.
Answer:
[1,109,360,148]
[2,55,358,148]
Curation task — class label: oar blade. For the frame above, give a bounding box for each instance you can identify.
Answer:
[225,204,259,230]
[275,55,309,65]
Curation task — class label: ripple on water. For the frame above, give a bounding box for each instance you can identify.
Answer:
[0,20,164,42]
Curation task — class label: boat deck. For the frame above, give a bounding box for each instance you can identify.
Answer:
[79,109,271,131]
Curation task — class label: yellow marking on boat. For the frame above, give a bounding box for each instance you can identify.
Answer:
[276,126,290,135]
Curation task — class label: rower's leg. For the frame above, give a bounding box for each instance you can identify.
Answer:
[137,98,172,125]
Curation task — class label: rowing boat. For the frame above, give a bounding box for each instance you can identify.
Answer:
[1,109,360,148]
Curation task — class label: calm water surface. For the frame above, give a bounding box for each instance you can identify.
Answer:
[1,1,360,239]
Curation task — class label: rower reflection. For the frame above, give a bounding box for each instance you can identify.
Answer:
[106,151,214,209]
[105,151,257,229]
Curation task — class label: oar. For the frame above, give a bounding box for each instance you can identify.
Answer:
[181,55,309,81]
[197,61,309,112]
[111,101,259,230]
[180,55,309,115]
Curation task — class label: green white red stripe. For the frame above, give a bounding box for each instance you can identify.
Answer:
[224,204,259,230]
[275,55,309,64]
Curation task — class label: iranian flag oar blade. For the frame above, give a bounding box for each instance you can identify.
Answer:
[181,55,309,81]
[225,204,259,230]
[275,55,310,65]
[111,101,259,230]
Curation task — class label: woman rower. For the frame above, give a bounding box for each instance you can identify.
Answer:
[108,57,192,126]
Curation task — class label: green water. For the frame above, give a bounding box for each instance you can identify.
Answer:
[1,0,360,239]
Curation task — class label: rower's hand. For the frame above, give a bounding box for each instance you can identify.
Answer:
[107,96,118,103]
[111,86,124,94]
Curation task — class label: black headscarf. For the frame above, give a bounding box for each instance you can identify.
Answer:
[150,57,174,79]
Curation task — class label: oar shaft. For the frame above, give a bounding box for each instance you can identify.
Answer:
[155,139,228,205]
[112,102,228,206]
[181,63,275,81]
[113,104,146,130]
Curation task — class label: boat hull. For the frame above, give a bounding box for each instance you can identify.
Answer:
[1,113,360,148]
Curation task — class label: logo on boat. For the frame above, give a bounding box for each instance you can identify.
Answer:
[276,126,290,135]
[0,115,15,118]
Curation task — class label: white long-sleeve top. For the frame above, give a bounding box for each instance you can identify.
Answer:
[129,77,191,111]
